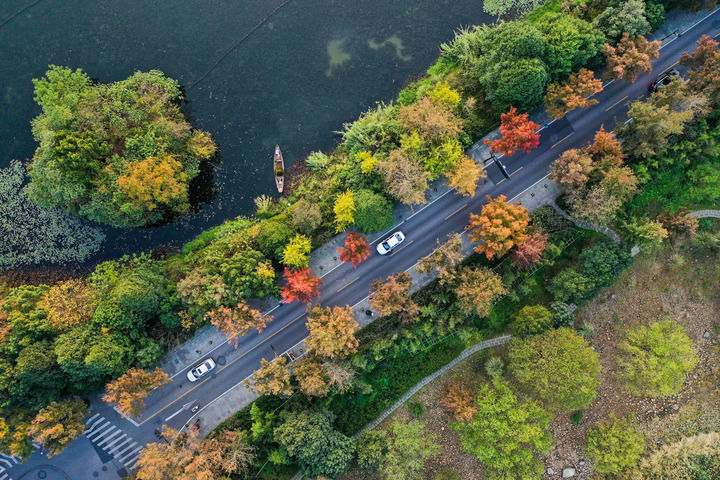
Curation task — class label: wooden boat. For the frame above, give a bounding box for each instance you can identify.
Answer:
[274,145,285,193]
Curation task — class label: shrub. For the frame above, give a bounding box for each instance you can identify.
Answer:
[511,305,554,337]
[549,301,575,328]
[579,240,631,289]
[355,430,388,472]
[586,416,645,474]
[484,356,504,378]
[408,400,425,419]
[434,469,461,480]
[550,268,594,303]
[354,189,394,233]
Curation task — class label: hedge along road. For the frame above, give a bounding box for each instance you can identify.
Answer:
[9,8,720,480]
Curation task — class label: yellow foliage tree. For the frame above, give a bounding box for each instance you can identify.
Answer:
[103,368,171,418]
[186,130,217,159]
[356,151,379,174]
[333,190,356,233]
[454,266,508,316]
[294,356,330,396]
[446,154,486,197]
[27,397,88,457]
[245,356,293,396]
[305,305,360,359]
[282,234,312,269]
[40,279,98,331]
[206,301,269,348]
[116,154,190,215]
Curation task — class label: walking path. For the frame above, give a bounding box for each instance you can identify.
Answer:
[689,209,720,218]
[548,201,622,244]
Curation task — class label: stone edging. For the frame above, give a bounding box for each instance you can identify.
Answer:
[549,201,622,244]
[688,210,720,219]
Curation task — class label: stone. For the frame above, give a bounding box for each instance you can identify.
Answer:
[547,468,555,475]
[579,461,585,467]
[563,468,576,478]
[703,331,710,339]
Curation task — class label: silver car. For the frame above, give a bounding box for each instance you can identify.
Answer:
[186,358,216,382]
[376,231,405,255]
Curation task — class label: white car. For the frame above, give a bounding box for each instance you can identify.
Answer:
[186,358,216,382]
[376,231,405,255]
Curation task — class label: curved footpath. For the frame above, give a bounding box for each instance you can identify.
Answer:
[7,7,720,480]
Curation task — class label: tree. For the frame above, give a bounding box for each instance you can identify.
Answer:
[603,34,661,83]
[207,301,269,348]
[446,154,486,197]
[291,198,322,234]
[40,279,97,331]
[549,148,595,191]
[485,107,540,157]
[453,267,507,317]
[453,378,552,480]
[369,272,420,323]
[321,360,356,393]
[305,305,359,359]
[416,233,464,284]
[442,381,476,422]
[256,218,295,262]
[425,138,465,180]
[294,357,330,397]
[487,58,550,113]
[337,232,370,268]
[535,13,606,80]
[189,430,256,478]
[625,219,669,251]
[354,189,394,233]
[579,240,631,288]
[508,328,601,411]
[398,97,463,143]
[274,410,355,479]
[282,234,312,269]
[511,231,548,269]
[356,430,388,472]
[483,0,543,17]
[382,418,438,480]
[586,416,645,474]
[633,431,720,480]
[134,427,195,480]
[103,368,170,418]
[680,35,720,102]
[333,190,356,233]
[246,356,294,397]
[27,67,215,228]
[593,0,651,41]
[550,268,594,303]
[617,319,699,397]
[545,69,603,119]
[27,397,88,456]
[467,195,530,259]
[378,149,430,206]
[511,305,553,337]
[658,208,698,241]
[280,267,322,304]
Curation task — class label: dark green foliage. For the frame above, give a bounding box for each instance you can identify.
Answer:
[27,66,215,228]
[274,410,355,479]
[549,301,575,328]
[550,267,594,303]
[353,189,395,234]
[593,0,651,42]
[571,411,583,424]
[408,400,426,418]
[535,13,606,79]
[578,240,631,289]
[486,58,550,113]
[355,430,388,472]
[8,342,65,412]
[645,1,666,31]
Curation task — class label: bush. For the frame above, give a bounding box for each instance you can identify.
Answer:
[549,301,575,328]
[434,469,461,480]
[0,162,104,271]
[550,268,594,303]
[511,305,553,337]
[408,400,426,419]
[579,240,631,289]
[256,218,295,262]
[485,356,504,378]
[354,190,394,234]
[571,411,583,425]
[586,416,645,474]
[355,430,388,472]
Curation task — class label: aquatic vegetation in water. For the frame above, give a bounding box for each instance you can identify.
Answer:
[326,38,352,76]
[368,35,412,62]
[0,161,105,271]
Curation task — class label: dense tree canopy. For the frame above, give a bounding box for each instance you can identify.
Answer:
[27,66,216,228]
[585,416,645,474]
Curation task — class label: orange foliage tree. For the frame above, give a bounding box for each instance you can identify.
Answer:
[680,35,720,102]
[306,305,360,359]
[206,301,269,348]
[338,232,371,268]
[369,272,420,323]
[442,381,476,422]
[40,279,98,331]
[280,267,322,304]
[454,267,508,317]
[103,368,170,418]
[545,69,604,119]
[245,356,293,396]
[184,430,256,478]
[27,397,88,457]
[467,195,531,259]
[116,154,191,216]
[511,232,549,270]
[603,33,661,83]
[294,356,330,397]
[485,107,540,157]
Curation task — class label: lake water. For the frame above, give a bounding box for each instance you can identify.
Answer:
[0,0,490,262]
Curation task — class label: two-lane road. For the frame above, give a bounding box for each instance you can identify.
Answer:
[10,8,720,479]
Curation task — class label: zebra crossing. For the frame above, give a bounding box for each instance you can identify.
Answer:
[84,413,143,471]
[0,453,19,480]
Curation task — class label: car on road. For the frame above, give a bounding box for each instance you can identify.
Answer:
[376,231,405,255]
[187,358,216,382]
[649,68,680,93]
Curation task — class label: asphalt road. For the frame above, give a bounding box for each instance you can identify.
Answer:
[9,9,720,480]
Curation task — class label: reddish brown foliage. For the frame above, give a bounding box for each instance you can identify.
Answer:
[658,209,699,241]
[338,232,371,268]
[280,267,322,304]
[680,35,720,102]
[206,301,269,348]
[103,368,170,418]
[442,381,476,422]
[305,305,359,359]
[369,272,420,323]
[485,107,540,157]
[545,69,604,119]
[603,34,661,83]
[512,232,549,270]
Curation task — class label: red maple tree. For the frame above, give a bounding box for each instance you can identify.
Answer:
[485,107,540,157]
[280,267,322,304]
[511,231,549,270]
[337,232,371,268]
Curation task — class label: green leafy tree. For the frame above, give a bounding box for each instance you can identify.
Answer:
[483,0,543,17]
[282,234,312,269]
[256,219,295,262]
[593,0,651,42]
[27,66,215,228]
[356,430,388,472]
[27,397,89,456]
[511,305,553,337]
[274,410,355,479]
[550,268,594,303]
[579,240,631,289]
[487,58,550,113]
[617,319,699,397]
[508,328,601,411]
[625,219,669,251]
[382,418,438,480]
[453,378,552,480]
[291,198,322,235]
[535,13,606,80]
[7,342,66,411]
[353,189,394,233]
[585,416,645,474]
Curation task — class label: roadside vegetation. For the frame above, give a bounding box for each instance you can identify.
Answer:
[0,0,718,477]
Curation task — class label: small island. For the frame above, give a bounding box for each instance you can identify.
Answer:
[26,66,217,228]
